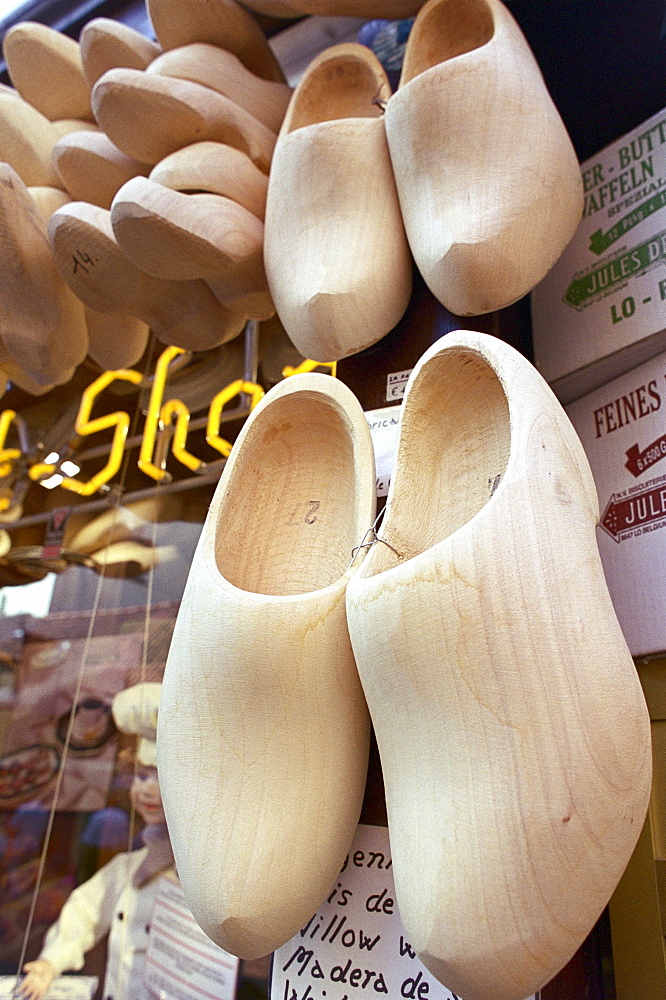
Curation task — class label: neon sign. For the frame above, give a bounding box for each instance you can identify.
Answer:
[0,349,336,507]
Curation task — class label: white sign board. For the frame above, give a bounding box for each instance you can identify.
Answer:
[365,408,400,498]
[271,825,537,1000]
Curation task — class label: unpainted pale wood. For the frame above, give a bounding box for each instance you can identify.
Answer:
[383,0,583,315]
[0,164,88,391]
[27,184,151,369]
[158,372,376,958]
[345,330,652,1000]
[110,177,267,296]
[147,44,292,134]
[265,43,412,362]
[28,185,71,218]
[80,17,162,87]
[84,308,150,370]
[92,68,276,171]
[205,279,275,321]
[53,130,151,209]
[48,201,247,351]
[147,0,286,83]
[3,22,93,122]
[0,88,60,186]
[150,142,268,219]
[51,118,101,139]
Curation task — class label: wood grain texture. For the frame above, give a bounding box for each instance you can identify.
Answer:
[0,164,88,391]
[148,44,292,134]
[3,22,93,122]
[92,68,276,171]
[383,0,583,315]
[27,184,150,369]
[158,372,376,958]
[80,17,162,87]
[48,201,247,351]
[150,142,268,220]
[53,130,151,209]
[110,177,267,301]
[265,43,412,362]
[147,0,286,82]
[0,88,60,186]
[83,308,150,370]
[51,118,101,139]
[345,330,652,1000]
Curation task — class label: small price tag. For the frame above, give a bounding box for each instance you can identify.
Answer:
[365,408,401,498]
[386,370,412,402]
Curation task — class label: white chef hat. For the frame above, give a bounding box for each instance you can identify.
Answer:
[112,682,161,766]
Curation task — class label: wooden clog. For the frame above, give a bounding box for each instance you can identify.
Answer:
[84,308,150,370]
[53,131,151,209]
[158,372,376,958]
[3,22,93,122]
[51,119,101,139]
[110,177,266,293]
[28,185,71,218]
[147,0,286,83]
[80,17,162,87]
[205,281,275,321]
[147,44,292,134]
[264,43,412,361]
[26,184,151,368]
[345,331,652,1000]
[150,142,268,220]
[48,201,247,351]
[92,68,276,171]
[231,0,299,18]
[64,496,185,554]
[0,88,60,186]
[383,0,583,315]
[0,164,88,390]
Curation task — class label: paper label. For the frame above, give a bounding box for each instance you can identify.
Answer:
[386,371,412,402]
[144,877,239,1000]
[270,825,536,1000]
[365,408,400,498]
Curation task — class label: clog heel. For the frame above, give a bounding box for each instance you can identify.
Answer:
[158,372,376,959]
[345,331,652,1000]
[264,43,412,362]
[384,0,583,315]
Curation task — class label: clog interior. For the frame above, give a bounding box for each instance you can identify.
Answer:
[286,51,386,132]
[214,391,359,595]
[400,0,494,85]
[361,347,510,575]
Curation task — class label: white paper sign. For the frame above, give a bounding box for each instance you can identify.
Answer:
[144,877,239,1000]
[365,408,400,498]
[0,976,97,999]
[271,826,536,1000]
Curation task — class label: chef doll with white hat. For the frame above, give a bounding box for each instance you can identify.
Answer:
[19,682,175,1000]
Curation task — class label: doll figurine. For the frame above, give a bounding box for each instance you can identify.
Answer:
[19,682,173,1000]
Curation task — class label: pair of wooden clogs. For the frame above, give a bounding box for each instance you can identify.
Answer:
[158,331,651,1000]
[265,0,584,362]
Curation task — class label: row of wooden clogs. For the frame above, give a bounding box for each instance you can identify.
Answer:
[0,3,292,394]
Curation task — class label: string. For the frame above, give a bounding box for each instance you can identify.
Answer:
[348,508,401,569]
[13,334,159,992]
